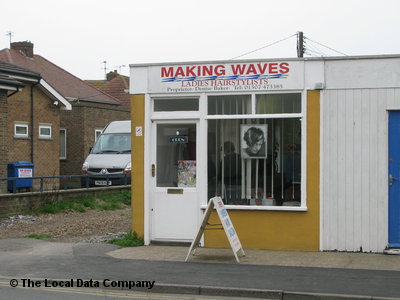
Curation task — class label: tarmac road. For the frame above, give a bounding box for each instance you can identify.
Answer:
[0,280,263,300]
[0,238,399,299]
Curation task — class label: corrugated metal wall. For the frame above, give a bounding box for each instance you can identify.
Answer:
[321,88,400,252]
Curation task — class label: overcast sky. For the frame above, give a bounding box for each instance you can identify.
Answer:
[1,0,399,79]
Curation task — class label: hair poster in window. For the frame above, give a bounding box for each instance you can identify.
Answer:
[177,160,196,187]
[240,124,268,159]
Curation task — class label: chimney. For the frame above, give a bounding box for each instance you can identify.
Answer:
[106,70,119,81]
[11,41,34,58]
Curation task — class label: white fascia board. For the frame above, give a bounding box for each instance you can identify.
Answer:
[0,84,20,91]
[39,79,72,110]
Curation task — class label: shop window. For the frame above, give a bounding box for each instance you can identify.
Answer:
[14,123,29,138]
[39,124,52,139]
[256,93,301,114]
[60,128,67,159]
[207,93,302,207]
[208,95,251,115]
[154,98,199,111]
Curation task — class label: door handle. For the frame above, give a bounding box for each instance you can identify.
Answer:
[389,174,400,186]
[151,164,156,177]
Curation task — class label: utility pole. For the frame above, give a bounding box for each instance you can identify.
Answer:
[297,31,304,58]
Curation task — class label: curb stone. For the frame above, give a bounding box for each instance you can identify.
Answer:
[151,283,201,295]
[199,285,283,299]
[151,283,400,300]
[282,291,372,300]
[2,277,400,300]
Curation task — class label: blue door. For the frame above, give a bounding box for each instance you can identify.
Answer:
[388,111,400,248]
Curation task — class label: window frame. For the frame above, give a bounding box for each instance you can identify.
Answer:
[14,123,29,138]
[205,91,306,210]
[38,124,52,139]
[149,91,307,211]
[95,129,102,142]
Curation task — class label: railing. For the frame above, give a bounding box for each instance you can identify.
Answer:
[0,173,131,194]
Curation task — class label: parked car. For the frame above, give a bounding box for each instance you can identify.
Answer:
[81,120,131,187]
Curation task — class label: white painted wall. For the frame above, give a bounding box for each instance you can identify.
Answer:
[321,88,400,252]
[325,58,400,89]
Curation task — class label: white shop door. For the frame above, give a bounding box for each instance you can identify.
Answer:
[150,121,199,242]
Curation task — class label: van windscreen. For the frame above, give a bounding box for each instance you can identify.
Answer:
[91,133,131,154]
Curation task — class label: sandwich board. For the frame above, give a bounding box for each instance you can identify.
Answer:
[185,196,245,263]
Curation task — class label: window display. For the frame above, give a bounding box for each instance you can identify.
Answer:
[207,94,302,206]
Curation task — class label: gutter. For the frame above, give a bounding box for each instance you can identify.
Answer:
[7,88,22,98]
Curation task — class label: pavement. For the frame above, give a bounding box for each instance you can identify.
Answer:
[0,238,400,300]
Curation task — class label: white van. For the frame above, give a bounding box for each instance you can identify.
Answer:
[81,120,131,187]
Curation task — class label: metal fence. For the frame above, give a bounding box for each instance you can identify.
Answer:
[0,174,131,194]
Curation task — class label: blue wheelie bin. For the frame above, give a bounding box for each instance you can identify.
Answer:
[7,161,34,192]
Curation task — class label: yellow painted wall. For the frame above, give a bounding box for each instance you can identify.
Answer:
[204,90,320,251]
[131,94,145,237]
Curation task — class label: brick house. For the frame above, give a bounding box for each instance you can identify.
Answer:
[0,61,71,192]
[0,42,130,184]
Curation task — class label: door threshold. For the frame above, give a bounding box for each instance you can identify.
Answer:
[384,248,400,255]
[150,240,191,247]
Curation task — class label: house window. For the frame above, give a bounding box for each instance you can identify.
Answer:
[95,129,102,141]
[207,93,302,207]
[60,128,67,159]
[39,124,52,139]
[14,123,29,138]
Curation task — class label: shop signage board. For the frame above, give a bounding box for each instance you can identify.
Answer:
[147,61,304,93]
[185,196,245,263]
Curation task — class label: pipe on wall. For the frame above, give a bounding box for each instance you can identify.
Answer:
[30,82,39,164]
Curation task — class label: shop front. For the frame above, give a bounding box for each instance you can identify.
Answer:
[130,59,320,250]
[130,55,400,252]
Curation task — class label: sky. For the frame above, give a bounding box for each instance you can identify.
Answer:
[1,0,399,80]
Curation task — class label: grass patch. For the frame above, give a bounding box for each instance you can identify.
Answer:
[108,231,144,248]
[35,190,131,214]
[24,233,52,240]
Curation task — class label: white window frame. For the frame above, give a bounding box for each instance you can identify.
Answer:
[95,129,103,142]
[148,91,307,212]
[39,124,52,139]
[204,91,306,211]
[14,123,29,138]
[60,128,67,160]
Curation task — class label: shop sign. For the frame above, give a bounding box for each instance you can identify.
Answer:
[185,196,245,263]
[148,61,304,93]
[168,136,188,143]
[213,197,243,254]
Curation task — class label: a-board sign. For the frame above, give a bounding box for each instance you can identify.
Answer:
[185,196,245,263]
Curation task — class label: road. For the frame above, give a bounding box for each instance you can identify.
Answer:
[1,239,400,299]
[0,280,261,300]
